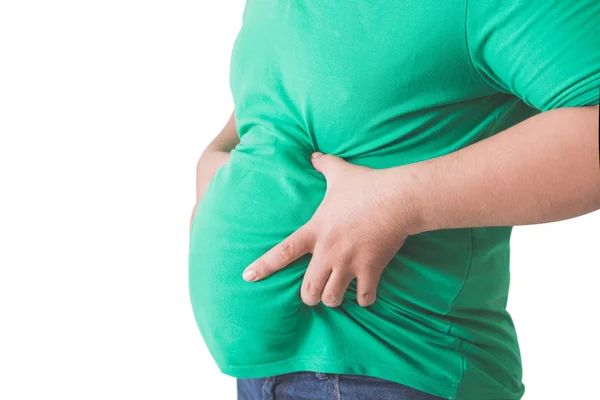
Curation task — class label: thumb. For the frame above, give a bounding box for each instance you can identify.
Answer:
[310,152,347,176]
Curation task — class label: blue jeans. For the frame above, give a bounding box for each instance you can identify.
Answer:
[237,372,446,400]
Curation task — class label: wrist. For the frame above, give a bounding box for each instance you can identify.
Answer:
[384,163,431,236]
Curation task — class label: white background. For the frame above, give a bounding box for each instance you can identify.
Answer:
[0,2,598,399]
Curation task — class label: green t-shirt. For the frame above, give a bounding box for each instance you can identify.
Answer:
[189,1,600,399]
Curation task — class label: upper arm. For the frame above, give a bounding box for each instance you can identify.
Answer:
[466,0,600,111]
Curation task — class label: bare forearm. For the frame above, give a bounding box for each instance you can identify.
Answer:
[393,105,600,234]
[202,110,240,154]
[195,111,239,202]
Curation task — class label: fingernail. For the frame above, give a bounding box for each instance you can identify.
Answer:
[242,269,257,282]
[311,152,323,159]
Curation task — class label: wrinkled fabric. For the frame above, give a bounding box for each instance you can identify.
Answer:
[189,1,600,399]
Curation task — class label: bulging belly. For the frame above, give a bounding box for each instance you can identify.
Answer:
[188,139,326,367]
[188,135,474,373]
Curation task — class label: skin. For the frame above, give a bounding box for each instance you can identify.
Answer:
[192,106,600,308]
[238,105,600,307]
[189,111,239,231]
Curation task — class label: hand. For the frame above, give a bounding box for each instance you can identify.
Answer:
[242,152,417,308]
[190,150,231,232]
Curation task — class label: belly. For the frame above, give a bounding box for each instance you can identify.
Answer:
[188,140,326,367]
[188,137,473,374]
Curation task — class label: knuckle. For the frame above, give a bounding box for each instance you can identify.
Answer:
[358,291,372,299]
[322,293,342,307]
[306,284,321,296]
[358,291,375,307]
[253,258,272,276]
[278,240,294,261]
[302,281,323,301]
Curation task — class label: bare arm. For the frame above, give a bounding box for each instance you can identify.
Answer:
[398,105,600,234]
[201,111,240,153]
[241,0,600,308]
[242,105,600,308]
[190,111,239,230]
[195,111,239,203]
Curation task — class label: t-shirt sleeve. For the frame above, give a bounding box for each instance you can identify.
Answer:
[466,0,600,111]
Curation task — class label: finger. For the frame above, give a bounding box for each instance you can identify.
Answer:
[355,270,382,307]
[243,225,314,282]
[321,269,355,308]
[310,152,348,180]
[301,251,332,306]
